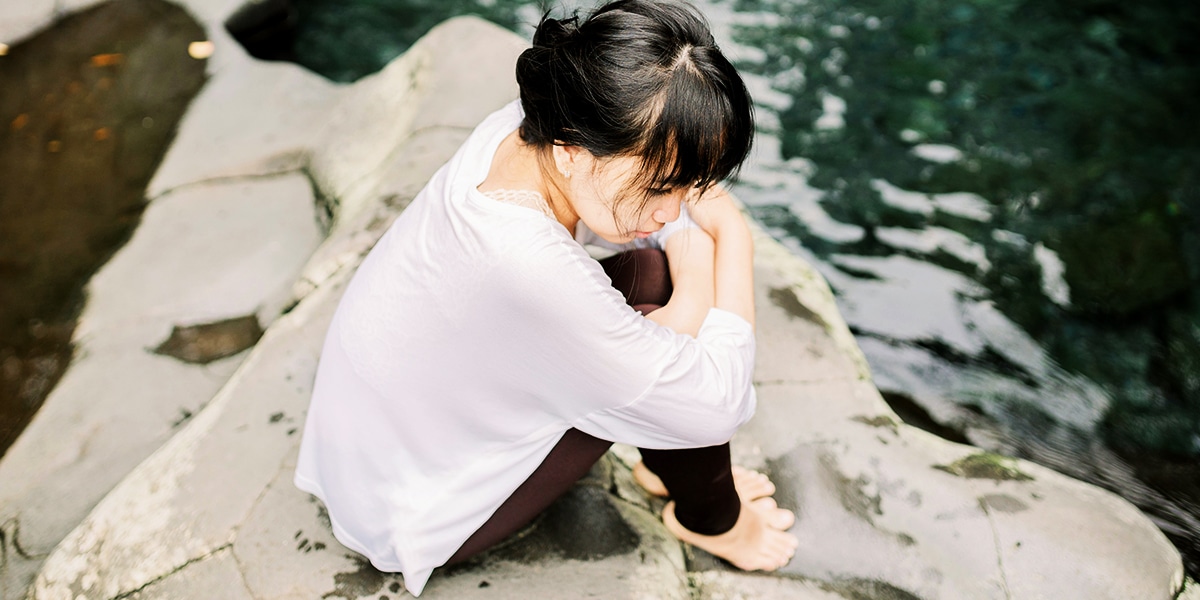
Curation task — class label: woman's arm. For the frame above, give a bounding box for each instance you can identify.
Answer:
[682,186,756,327]
[511,221,756,448]
[644,229,716,337]
[645,186,755,336]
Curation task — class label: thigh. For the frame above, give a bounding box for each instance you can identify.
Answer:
[445,428,613,565]
[599,248,673,309]
[449,250,672,564]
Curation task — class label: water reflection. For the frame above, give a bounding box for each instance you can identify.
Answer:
[725,0,1200,573]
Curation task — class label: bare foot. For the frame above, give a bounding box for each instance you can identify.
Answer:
[662,499,799,571]
[633,462,776,502]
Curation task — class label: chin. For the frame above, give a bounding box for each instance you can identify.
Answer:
[595,230,638,244]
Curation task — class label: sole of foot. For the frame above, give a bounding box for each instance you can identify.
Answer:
[662,498,799,572]
[633,461,776,502]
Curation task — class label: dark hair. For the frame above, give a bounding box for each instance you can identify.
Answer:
[515,0,754,201]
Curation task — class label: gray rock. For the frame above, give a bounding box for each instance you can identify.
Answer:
[0,174,322,598]
[721,223,1185,599]
[0,0,56,48]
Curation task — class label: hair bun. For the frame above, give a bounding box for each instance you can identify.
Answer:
[532,14,579,49]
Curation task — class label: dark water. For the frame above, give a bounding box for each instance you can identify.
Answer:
[0,0,207,457]
[724,0,1200,576]
[154,0,1200,580]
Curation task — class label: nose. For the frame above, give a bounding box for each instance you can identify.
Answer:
[651,194,683,225]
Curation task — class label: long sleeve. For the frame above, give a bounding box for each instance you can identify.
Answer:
[492,222,756,449]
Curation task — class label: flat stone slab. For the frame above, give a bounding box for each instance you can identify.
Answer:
[0,0,56,47]
[0,173,322,596]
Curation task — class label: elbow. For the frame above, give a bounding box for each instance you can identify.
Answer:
[691,374,757,445]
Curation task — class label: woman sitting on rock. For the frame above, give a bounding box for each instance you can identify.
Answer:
[294,0,799,594]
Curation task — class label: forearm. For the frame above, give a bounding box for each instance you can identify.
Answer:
[645,229,716,337]
[689,188,756,327]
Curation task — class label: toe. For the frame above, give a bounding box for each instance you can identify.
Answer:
[633,461,669,497]
[749,498,794,530]
[751,497,778,511]
[732,466,776,500]
[771,507,796,530]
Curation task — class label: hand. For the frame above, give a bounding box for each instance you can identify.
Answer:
[687,186,752,241]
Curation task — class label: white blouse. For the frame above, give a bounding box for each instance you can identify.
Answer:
[294,100,756,596]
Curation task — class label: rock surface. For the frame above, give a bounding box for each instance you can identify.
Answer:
[1,2,1193,600]
[0,172,324,597]
[0,1,321,596]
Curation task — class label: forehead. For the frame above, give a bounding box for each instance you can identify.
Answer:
[593,154,684,189]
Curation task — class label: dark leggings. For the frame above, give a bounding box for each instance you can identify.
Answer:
[446,249,741,565]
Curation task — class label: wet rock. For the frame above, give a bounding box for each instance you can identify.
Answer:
[0,0,206,458]
[934,452,1034,481]
[488,484,639,563]
[153,315,264,364]
[0,172,323,599]
[769,286,830,330]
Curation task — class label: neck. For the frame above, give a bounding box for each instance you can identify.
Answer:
[488,132,580,233]
[531,147,579,234]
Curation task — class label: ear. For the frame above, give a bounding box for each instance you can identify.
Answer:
[551,144,585,178]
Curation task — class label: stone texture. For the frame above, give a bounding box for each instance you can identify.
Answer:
[145,54,339,198]
[79,174,322,337]
[0,174,322,596]
[306,15,525,235]
[691,572,853,600]
[717,225,1186,599]
[32,263,339,600]
[123,547,255,600]
[0,0,56,48]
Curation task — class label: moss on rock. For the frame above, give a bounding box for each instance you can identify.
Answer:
[934,452,1034,481]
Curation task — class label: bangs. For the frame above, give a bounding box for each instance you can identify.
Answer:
[631,46,754,195]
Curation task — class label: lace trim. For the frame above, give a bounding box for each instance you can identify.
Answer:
[481,188,554,218]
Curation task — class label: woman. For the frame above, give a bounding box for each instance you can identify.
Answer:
[294,0,799,595]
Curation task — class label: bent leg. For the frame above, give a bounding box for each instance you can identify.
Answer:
[599,247,674,311]
[445,429,612,565]
[448,250,672,566]
[640,444,741,535]
[604,247,796,569]
[601,248,742,535]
